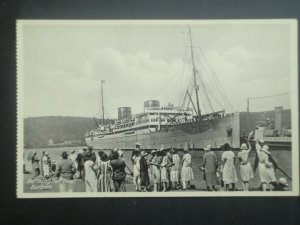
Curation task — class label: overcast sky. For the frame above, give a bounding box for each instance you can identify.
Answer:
[19,21,295,118]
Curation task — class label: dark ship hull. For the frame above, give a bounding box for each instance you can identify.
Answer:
[85,114,240,150]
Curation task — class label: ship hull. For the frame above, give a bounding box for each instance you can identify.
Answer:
[85,114,240,150]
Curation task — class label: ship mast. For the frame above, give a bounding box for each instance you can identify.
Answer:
[101,80,105,125]
[188,26,201,116]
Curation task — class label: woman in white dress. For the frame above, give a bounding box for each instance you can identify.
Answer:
[181,149,194,190]
[238,143,253,191]
[170,149,180,190]
[256,140,277,191]
[160,150,171,192]
[221,144,238,191]
[42,152,51,178]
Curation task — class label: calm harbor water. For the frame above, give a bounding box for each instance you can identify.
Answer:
[23,147,292,193]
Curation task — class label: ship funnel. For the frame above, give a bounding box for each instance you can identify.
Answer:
[144,100,160,110]
[118,107,132,120]
[274,106,283,131]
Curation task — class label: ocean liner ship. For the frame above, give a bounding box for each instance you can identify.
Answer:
[85,27,241,150]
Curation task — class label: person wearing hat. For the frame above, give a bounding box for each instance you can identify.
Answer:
[139,150,150,192]
[181,147,194,190]
[160,148,172,192]
[238,142,253,191]
[84,151,98,192]
[55,151,76,192]
[42,151,51,178]
[170,148,180,190]
[273,177,289,191]
[202,145,218,191]
[221,143,238,191]
[148,149,162,192]
[255,139,277,191]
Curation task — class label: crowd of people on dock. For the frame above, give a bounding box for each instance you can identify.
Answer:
[27,131,290,192]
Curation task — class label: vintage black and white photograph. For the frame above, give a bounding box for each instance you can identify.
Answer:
[17,20,298,197]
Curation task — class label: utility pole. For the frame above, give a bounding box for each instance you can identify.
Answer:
[247,97,249,113]
[101,80,105,125]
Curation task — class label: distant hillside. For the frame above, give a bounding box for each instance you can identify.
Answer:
[24,116,110,148]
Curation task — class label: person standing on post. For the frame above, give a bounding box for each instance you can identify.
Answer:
[202,145,218,191]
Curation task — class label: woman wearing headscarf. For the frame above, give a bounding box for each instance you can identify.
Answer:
[181,148,194,190]
[84,151,98,192]
[148,150,162,192]
[97,151,112,192]
[160,149,170,192]
[170,148,180,190]
[202,145,218,191]
[238,142,253,191]
[221,143,238,191]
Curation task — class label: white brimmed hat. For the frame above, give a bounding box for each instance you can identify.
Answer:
[278,177,289,186]
[204,145,212,151]
[261,145,270,154]
[240,143,248,150]
[117,149,123,157]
